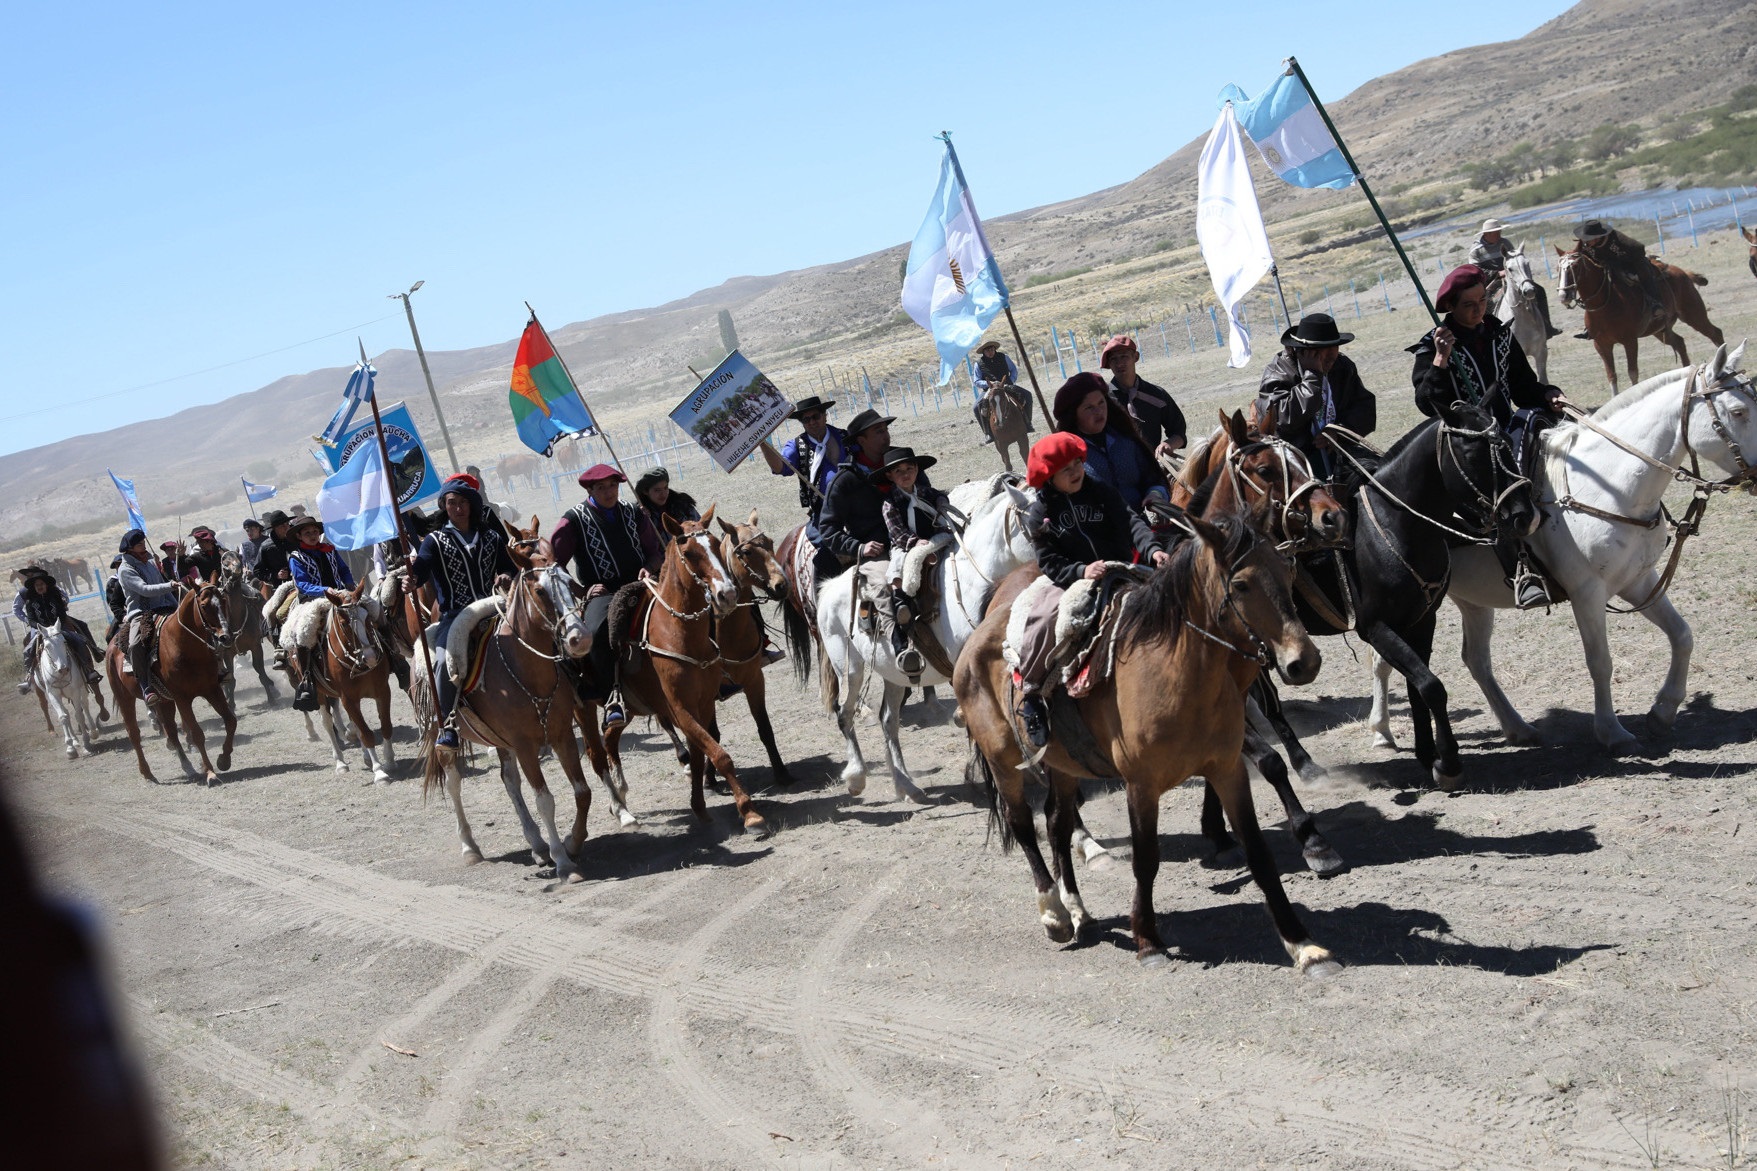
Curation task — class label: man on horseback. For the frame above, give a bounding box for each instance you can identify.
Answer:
[1573,218,1668,326]
[238,518,267,578]
[1471,219,1561,339]
[116,528,181,705]
[103,554,127,644]
[1255,313,1377,480]
[1101,335,1187,460]
[812,409,898,586]
[13,567,104,694]
[1410,264,1566,609]
[253,509,294,595]
[406,473,518,750]
[1014,433,1169,747]
[972,340,1029,445]
[179,526,224,584]
[550,464,664,732]
[761,395,845,518]
[282,515,359,712]
[875,446,962,680]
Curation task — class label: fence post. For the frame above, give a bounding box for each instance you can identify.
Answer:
[1540,237,1552,278]
[1654,213,1666,256]
[1379,269,1393,311]
[1158,321,1170,358]
[1687,207,1698,247]
[1208,306,1223,347]
[1350,279,1361,319]
[1184,313,1196,353]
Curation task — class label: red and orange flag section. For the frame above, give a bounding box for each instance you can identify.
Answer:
[510,317,595,455]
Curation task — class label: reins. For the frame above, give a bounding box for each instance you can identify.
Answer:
[639,534,726,669]
[1322,421,1506,546]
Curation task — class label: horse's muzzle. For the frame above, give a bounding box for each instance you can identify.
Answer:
[1277,643,1321,687]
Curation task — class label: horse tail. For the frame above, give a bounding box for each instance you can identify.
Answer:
[966,741,1012,851]
[779,597,813,686]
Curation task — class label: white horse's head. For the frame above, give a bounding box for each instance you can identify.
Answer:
[38,619,70,678]
[958,480,1037,581]
[1555,249,1579,308]
[538,565,592,659]
[1690,341,1757,482]
[1504,245,1538,298]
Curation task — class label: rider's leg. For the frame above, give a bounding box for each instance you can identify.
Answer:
[972,397,993,443]
[127,617,157,703]
[583,594,624,730]
[1012,584,1064,749]
[1495,534,1549,610]
[17,630,39,694]
[1534,285,1562,338]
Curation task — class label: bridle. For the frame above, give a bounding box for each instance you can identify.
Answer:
[1222,435,1328,554]
[640,529,732,668]
[324,593,381,679]
[177,580,235,656]
[1435,415,1530,538]
[1557,249,1614,314]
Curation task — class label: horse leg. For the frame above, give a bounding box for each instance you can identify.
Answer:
[210,687,236,773]
[319,701,351,772]
[1249,682,1326,782]
[741,678,793,787]
[1199,781,1238,865]
[1455,596,1538,744]
[878,679,928,804]
[1619,572,1693,736]
[497,748,551,865]
[514,745,579,884]
[1594,335,1619,393]
[552,728,593,863]
[685,740,709,824]
[1209,755,1338,978]
[1043,770,1092,936]
[373,685,396,778]
[674,700,766,836]
[1005,763,1069,943]
[1363,616,1462,788]
[253,641,280,704]
[174,697,214,784]
[833,646,870,795]
[113,668,155,782]
[1625,335,1640,388]
[1245,724,1345,877]
[443,759,484,865]
[579,714,637,828]
[1366,649,1397,749]
[1657,324,1690,369]
[1065,783,1115,869]
[660,716,688,766]
[1568,582,1639,749]
[342,693,389,784]
[46,684,77,759]
[1124,782,1169,965]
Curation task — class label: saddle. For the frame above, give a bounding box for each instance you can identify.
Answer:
[1004,564,1146,699]
[852,560,957,678]
[437,598,504,694]
[607,580,648,665]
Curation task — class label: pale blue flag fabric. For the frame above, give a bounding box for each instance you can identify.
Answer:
[316,361,376,449]
[316,440,398,551]
[108,469,145,531]
[241,478,277,503]
[901,137,1010,385]
[1220,72,1356,191]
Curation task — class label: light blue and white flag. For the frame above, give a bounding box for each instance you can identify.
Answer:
[1220,71,1356,191]
[316,440,398,552]
[108,469,145,532]
[241,477,277,504]
[901,135,1010,385]
[315,360,376,449]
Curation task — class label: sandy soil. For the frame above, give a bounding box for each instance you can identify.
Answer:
[8,241,1757,1169]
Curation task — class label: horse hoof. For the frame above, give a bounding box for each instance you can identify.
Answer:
[674,750,689,766]
[1296,760,1331,784]
[1136,949,1172,970]
[1304,846,1349,877]
[1433,765,1463,791]
[1208,845,1245,870]
[741,815,771,838]
[617,810,641,828]
[563,869,587,885]
[1503,723,1542,747]
[64,747,78,761]
[1371,731,1397,750]
[1043,920,1075,944]
[843,771,866,797]
[771,769,795,787]
[216,753,231,771]
[1290,942,1342,979]
[1644,708,1676,738]
[897,783,932,805]
[462,850,484,866]
[373,772,392,786]
[1084,849,1117,872]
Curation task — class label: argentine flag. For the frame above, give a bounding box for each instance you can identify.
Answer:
[108,469,145,532]
[317,439,398,551]
[902,136,1010,385]
[1220,71,1356,191]
[242,478,277,504]
[316,360,376,449]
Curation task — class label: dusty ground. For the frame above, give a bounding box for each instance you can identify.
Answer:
[7,240,1757,1169]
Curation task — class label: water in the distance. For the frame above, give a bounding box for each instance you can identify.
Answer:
[1403,184,1757,243]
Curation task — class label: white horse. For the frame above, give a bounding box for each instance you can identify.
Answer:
[33,621,97,759]
[818,474,1036,802]
[1495,244,1550,382]
[1371,342,1755,750]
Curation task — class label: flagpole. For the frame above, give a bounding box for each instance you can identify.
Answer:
[1001,306,1052,423]
[359,338,442,713]
[241,478,259,523]
[1285,56,1439,326]
[1269,265,1295,326]
[525,303,627,480]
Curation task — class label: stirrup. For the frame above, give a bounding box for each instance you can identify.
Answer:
[1513,567,1551,611]
[896,646,925,679]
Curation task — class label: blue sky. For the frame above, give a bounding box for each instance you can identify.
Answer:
[0,0,1573,457]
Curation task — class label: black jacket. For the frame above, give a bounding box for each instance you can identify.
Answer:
[814,459,910,576]
[1030,477,1163,589]
[1256,350,1377,466]
[105,578,127,624]
[1109,376,1186,449]
[254,534,293,584]
[1409,314,1554,428]
[410,524,517,619]
[21,587,69,628]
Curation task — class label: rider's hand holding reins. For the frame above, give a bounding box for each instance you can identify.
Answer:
[860,541,885,559]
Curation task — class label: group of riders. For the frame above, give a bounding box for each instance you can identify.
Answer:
[14,216,1674,760]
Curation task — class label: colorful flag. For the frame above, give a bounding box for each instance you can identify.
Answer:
[1198,103,1276,368]
[509,318,594,455]
[108,469,145,532]
[316,360,376,449]
[316,439,399,551]
[241,478,278,503]
[1220,71,1356,191]
[901,135,1010,385]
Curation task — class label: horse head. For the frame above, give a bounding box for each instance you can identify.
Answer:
[1194,513,1319,686]
[1220,407,1345,549]
[1504,246,1540,300]
[666,505,739,618]
[718,510,786,602]
[533,565,591,659]
[39,619,70,676]
[1690,342,1757,484]
[190,580,235,654]
[1435,400,1539,539]
[330,580,377,668]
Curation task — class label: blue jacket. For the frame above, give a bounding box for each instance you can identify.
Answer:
[289,544,355,599]
[775,426,848,511]
[1077,426,1167,511]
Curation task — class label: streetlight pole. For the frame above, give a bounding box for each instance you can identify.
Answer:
[388,281,461,475]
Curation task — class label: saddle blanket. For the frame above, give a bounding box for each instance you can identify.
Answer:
[1003,563,1142,696]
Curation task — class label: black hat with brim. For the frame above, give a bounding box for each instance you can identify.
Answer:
[262,509,290,528]
[242,517,264,530]
[1574,219,1611,240]
[868,447,937,481]
[1280,313,1354,349]
[788,395,837,420]
[843,409,896,439]
[289,515,323,534]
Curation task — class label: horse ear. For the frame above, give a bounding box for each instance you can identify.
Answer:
[1709,343,1729,380]
[1189,515,1227,549]
[1512,241,1524,255]
[527,515,539,534]
[1257,403,1278,437]
[1224,408,1248,446]
[747,508,759,527]
[351,578,368,600]
[1727,339,1747,371]
[716,516,737,537]
[698,502,717,528]
[1554,244,1567,257]
[662,513,685,537]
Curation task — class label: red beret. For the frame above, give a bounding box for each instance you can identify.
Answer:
[577,463,626,487]
[1435,264,1485,312]
[1026,432,1087,489]
[1099,334,1139,369]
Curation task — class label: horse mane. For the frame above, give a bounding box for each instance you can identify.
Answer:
[1591,365,1690,421]
[1115,514,1252,650]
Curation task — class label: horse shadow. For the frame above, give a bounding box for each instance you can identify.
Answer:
[206,761,327,787]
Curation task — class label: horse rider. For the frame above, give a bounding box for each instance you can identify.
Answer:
[812,409,899,588]
[238,518,267,579]
[1254,312,1378,480]
[1052,372,1169,512]
[875,446,961,679]
[156,540,185,583]
[252,510,295,598]
[1470,218,1561,340]
[279,514,362,712]
[635,466,700,537]
[1410,264,1567,609]
[179,525,224,584]
[1572,218,1669,326]
[759,395,845,518]
[549,463,664,732]
[406,473,517,750]
[1101,335,1187,460]
[13,566,104,693]
[116,528,181,705]
[1013,432,1169,747]
[103,554,128,644]
[972,340,1028,444]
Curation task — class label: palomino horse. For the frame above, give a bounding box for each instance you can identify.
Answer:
[957,514,1336,974]
[296,581,398,783]
[32,621,99,759]
[1494,244,1551,382]
[107,578,237,785]
[978,383,1033,474]
[817,473,1036,804]
[1558,244,1724,391]
[1410,343,1757,751]
[425,564,596,879]
[219,551,279,706]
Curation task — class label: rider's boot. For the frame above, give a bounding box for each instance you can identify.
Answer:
[435,669,460,749]
[128,637,157,705]
[1017,692,1050,750]
[602,670,627,732]
[890,587,925,678]
[291,647,319,712]
[760,637,786,667]
[973,402,994,444]
[390,653,411,691]
[1535,285,1563,339]
[1496,537,1550,610]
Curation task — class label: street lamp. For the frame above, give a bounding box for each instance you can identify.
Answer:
[388,281,461,475]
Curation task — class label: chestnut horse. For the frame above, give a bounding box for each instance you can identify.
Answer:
[706,512,794,783]
[956,513,1337,975]
[297,580,398,783]
[1557,243,1724,391]
[218,551,279,706]
[107,577,238,785]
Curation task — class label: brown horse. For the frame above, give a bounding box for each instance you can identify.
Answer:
[1558,244,1724,391]
[956,512,1336,975]
[292,580,398,783]
[424,564,596,880]
[773,521,821,683]
[107,578,238,785]
[978,383,1033,474]
[218,551,279,707]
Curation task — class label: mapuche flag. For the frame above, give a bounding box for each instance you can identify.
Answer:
[509,318,594,456]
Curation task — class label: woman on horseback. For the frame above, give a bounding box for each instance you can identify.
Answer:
[1051,372,1171,511]
[634,467,700,541]
[13,567,103,691]
[875,446,961,679]
[1410,263,1567,608]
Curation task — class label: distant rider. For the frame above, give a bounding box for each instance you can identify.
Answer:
[1470,218,1562,339]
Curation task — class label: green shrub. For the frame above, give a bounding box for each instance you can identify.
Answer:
[1507,172,1618,209]
[1023,267,1093,289]
[1297,228,1321,245]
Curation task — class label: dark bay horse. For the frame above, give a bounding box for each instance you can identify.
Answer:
[219,551,279,706]
[1558,244,1724,390]
[957,514,1336,974]
[709,512,795,784]
[296,580,398,783]
[107,578,238,785]
[978,383,1033,474]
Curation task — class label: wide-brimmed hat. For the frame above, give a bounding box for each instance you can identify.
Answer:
[868,447,938,481]
[242,517,264,530]
[788,395,836,420]
[288,514,324,534]
[1574,219,1611,241]
[1027,432,1088,489]
[576,463,626,488]
[843,409,896,439]
[976,340,1002,354]
[1280,313,1355,349]
[1099,335,1140,369]
[18,565,52,581]
[1481,218,1506,233]
[261,509,290,528]
[119,528,146,552]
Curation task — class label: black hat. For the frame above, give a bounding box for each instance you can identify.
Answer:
[788,395,836,420]
[262,509,290,528]
[868,446,938,481]
[843,409,896,439]
[119,528,147,552]
[1574,219,1611,241]
[1280,313,1354,349]
[110,554,125,569]
[18,565,51,581]
[242,517,264,530]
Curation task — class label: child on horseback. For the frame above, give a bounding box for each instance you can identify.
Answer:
[1014,433,1169,747]
[13,567,104,693]
[282,515,358,712]
[875,447,961,680]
